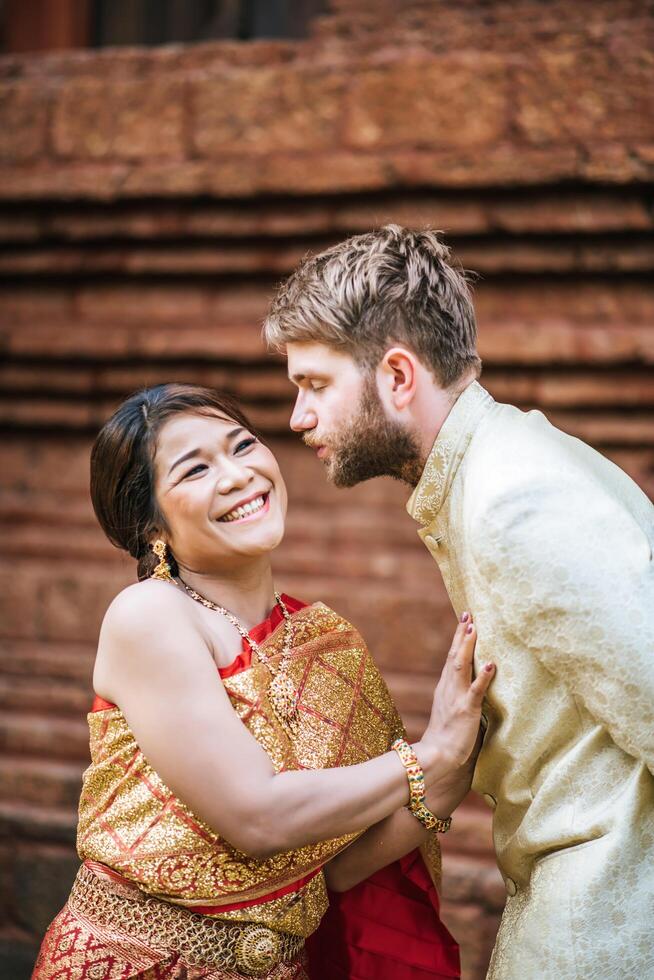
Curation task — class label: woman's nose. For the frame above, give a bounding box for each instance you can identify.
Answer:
[216,459,252,494]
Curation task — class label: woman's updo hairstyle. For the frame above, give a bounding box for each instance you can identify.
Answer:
[90,383,259,581]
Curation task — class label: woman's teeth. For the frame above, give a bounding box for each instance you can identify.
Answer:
[219,495,266,523]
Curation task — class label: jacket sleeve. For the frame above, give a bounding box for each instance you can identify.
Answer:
[471,479,654,774]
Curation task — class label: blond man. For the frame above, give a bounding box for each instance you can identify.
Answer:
[263,226,654,980]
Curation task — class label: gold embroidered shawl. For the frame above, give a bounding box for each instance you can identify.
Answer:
[77,602,435,937]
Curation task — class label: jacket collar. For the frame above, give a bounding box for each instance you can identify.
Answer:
[406,381,494,526]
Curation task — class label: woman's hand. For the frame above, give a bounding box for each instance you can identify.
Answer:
[324,618,493,892]
[417,614,494,784]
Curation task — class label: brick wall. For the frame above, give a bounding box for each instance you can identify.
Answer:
[0,2,653,977]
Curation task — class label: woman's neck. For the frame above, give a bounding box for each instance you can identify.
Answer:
[176,558,277,630]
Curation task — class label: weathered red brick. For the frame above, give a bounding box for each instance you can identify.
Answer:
[441,853,506,911]
[486,371,654,408]
[121,159,257,198]
[0,84,48,161]
[0,320,268,361]
[0,676,89,716]
[1,10,653,980]
[39,567,129,643]
[388,145,581,188]
[4,189,648,243]
[476,281,654,324]
[13,844,79,934]
[0,713,88,760]
[548,411,654,446]
[478,323,654,366]
[0,641,94,683]
[579,141,654,183]
[0,935,39,979]
[75,283,211,320]
[440,898,503,980]
[0,436,91,493]
[439,802,495,858]
[53,78,186,159]
[0,799,77,844]
[0,162,131,200]
[345,56,508,150]
[515,47,654,144]
[0,213,42,241]
[0,285,74,319]
[192,67,346,156]
[0,757,83,810]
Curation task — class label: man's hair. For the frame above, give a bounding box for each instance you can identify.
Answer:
[263,224,481,387]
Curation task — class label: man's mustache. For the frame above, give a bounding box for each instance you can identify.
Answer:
[302,434,325,450]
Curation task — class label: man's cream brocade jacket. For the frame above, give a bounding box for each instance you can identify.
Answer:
[407,382,654,980]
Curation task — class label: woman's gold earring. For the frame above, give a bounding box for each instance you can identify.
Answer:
[151,539,173,582]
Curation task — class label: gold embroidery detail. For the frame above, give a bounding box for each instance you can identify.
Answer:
[68,864,304,973]
[407,381,493,525]
[235,925,282,976]
[77,603,442,910]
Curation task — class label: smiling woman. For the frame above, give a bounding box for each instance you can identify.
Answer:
[31,383,494,980]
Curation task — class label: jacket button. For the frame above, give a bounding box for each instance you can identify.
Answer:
[505,878,518,897]
[483,793,497,809]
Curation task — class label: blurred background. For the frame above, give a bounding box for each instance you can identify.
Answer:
[0,1,652,977]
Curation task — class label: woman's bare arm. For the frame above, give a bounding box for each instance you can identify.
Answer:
[323,749,481,892]
[95,582,491,860]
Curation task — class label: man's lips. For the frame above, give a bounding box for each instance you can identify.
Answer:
[303,438,328,459]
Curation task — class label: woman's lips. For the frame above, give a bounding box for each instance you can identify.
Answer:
[218,492,271,525]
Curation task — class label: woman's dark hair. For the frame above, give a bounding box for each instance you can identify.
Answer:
[90,383,258,581]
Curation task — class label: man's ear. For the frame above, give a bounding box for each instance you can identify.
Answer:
[377,347,419,411]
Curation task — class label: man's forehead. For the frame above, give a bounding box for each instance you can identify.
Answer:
[286,341,354,379]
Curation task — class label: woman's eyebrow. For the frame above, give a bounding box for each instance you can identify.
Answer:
[168,448,201,476]
[167,428,245,476]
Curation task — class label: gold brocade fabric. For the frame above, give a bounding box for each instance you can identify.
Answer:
[407,381,654,980]
[34,891,309,979]
[77,602,417,939]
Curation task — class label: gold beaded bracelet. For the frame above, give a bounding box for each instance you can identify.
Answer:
[391,737,452,834]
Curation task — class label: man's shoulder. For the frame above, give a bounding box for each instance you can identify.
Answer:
[462,402,614,528]
[465,404,565,494]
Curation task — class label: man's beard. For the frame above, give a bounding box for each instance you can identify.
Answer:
[308,376,424,488]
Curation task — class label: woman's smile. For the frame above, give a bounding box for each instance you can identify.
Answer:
[153,411,288,566]
[216,491,271,524]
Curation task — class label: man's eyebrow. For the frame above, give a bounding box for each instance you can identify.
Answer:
[168,427,245,476]
[289,372,327,383]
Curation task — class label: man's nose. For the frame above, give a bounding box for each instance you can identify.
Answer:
[290,397,316,432]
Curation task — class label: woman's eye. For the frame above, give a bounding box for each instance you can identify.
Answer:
[235,437,257,453]
[311,383,326,392]
[182,464,207,479]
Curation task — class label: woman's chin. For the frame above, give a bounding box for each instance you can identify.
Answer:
[252,523,286,554]
[222,520,286,558]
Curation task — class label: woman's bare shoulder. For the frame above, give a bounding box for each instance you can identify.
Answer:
[94,581,205,701]
[103,579,189,633]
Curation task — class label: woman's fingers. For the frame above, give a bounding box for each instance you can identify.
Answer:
[443,609,495,699]
[448,615,476,680]
[470,661,495,701]
[447,615,470,662]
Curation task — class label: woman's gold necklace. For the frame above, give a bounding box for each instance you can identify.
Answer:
[177,579,300,734]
